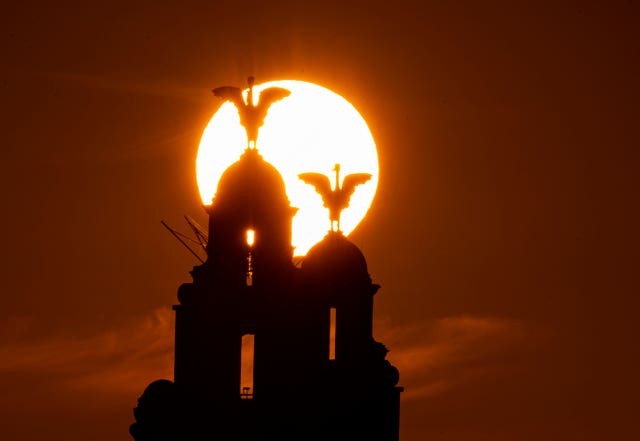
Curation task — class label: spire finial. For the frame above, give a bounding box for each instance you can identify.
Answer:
[247,76,255,107]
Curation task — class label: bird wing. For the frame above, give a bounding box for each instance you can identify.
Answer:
[298,173,333,205]
[255,87,291,118]
[340,173,372,203]
[212,86,245,108]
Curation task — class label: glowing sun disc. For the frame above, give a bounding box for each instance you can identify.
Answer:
[196,80,378,256]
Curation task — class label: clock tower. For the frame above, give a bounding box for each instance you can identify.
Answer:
[129,80,402,441]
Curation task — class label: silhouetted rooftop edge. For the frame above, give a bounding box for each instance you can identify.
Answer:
[302,230,369,279]
[211,148,290,209]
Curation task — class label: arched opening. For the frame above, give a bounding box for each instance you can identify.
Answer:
[329,307,336,360]
[245,229,255,286]
[246,228,255,247]
[240,333,255,399]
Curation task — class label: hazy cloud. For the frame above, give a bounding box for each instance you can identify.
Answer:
[0,308,174,398]
[376,315,540,400]
[0,310,542,405]
[48,71,210,104]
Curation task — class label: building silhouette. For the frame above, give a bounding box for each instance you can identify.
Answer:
[130,82,402,441]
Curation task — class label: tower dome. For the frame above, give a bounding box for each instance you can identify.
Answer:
[205,148,296,282]
[301,231,370,284]
[213,148,289,211]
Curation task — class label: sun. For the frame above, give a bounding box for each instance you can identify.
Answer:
[196,80,379,256]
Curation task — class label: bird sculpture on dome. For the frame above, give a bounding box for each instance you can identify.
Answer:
[213,76,290,149]
[299,164,372,232]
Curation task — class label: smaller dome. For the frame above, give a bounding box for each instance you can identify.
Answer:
[131,379,180,440]
[213,148,288,209]
[138,379,176,407]
[301,231,369,281]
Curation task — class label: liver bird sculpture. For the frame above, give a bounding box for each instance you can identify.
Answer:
[213,76,290,149]
[299,164,372,232]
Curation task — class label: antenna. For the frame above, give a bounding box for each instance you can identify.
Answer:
[183,214,208,252]
[161,220,206,264]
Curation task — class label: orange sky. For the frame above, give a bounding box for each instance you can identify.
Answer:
[0,1,638,440]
